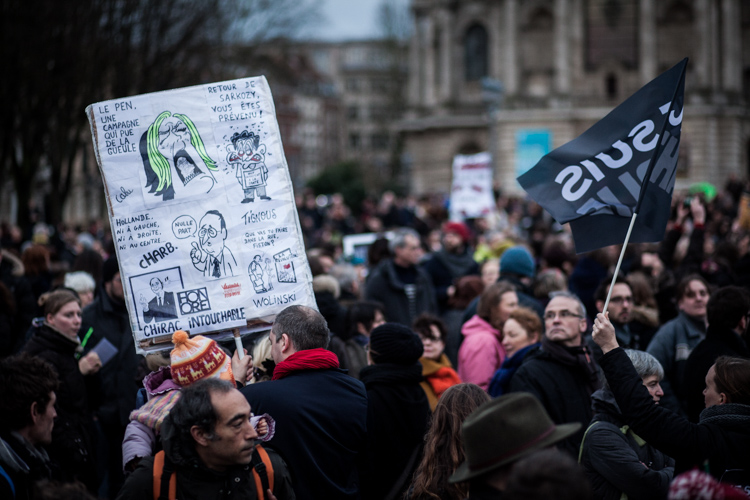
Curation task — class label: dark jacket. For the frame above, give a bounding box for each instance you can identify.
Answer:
[80,287,141,427]
[115,418,295,500]
[0,252,36,355]
[359,363,430,500]
[646,311,706,416]
[241,367,368,500]
[599,347,750,479]
[580,388,674,500]
[364,259,437,326]
[0,432,54,500]
[509,344,600,458]
[684,325,750,423]
[488,343,539,397]
[22,323,98,491]
[421,248,479,313]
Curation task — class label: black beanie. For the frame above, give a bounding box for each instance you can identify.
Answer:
[102,256,120,284]
[369,323,423,365]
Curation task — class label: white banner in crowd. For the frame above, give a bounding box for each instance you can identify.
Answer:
[449,152,496,220]
[86,76,316,353]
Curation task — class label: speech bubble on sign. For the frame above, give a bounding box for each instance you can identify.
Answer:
[172,215,197,239]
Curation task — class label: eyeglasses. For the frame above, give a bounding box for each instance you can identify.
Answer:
[609,296,633,305]
[544,310,583,321]
[199,226,218,238]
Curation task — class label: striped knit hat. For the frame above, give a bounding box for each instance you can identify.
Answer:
[170,330,234,387]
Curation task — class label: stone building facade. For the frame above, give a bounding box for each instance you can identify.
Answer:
[400,0,750,196]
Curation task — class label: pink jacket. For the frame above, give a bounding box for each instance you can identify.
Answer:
[458,315,506,391]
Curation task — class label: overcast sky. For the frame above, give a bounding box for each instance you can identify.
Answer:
[307,0,410,41]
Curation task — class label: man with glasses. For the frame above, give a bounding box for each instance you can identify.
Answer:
[588,276,657,361]
[510,291,600,458]
[364,228,437,326]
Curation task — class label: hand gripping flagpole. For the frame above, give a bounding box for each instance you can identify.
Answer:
[603,58,688,315]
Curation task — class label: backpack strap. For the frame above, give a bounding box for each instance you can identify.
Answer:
[251,445,274,499]
[578,421,600,464]
[152,450,177,500]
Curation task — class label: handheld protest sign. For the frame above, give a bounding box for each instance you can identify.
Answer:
[86,76,316,354]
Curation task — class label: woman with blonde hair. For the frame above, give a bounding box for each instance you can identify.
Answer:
[406,383,491,500]
[22,289,101,493]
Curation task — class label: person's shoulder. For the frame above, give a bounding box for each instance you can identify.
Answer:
[117,455,155,500]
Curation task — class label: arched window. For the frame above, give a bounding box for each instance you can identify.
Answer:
[464,23,488,81]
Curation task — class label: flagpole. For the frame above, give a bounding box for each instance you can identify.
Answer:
[603,59,688,315]
[602,212,638,314]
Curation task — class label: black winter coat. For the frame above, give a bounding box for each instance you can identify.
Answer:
[359,363,430,500]
[115,418,295,500]
[22,323,99,491]
[80,288,141,427]
[684,325,750,423]
[241,368,367,500]
[421,249,479,313]
[600,347,750,479]
[580,389,674,500]
[364,259,437,326]
[509,346,599,458]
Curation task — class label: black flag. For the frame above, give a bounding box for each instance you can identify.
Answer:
[517,58,688,254]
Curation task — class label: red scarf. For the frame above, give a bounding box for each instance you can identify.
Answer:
[426,366,462,399]
[272,348,340,380]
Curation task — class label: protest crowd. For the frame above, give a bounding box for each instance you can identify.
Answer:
[2,177,750,500]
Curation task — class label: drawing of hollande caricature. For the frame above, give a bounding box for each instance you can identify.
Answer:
[190,210,238,279]
[226,130,270,204]
[140,111,217,201]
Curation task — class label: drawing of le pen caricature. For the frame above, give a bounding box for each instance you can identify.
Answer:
[190,210,237,279]
[140,111,217,201]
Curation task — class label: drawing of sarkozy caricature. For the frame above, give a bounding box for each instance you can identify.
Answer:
[140,111,217,201]
[190,210,237,279]
[226,130,271,203]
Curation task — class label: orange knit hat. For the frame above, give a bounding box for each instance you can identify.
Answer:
[170,330,234,387]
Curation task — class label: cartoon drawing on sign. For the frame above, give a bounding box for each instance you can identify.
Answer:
[274,248,297,283]
[140,276,178,323]
[264,257,275,291]
[190,210,237,279]
[248,255,269,293]
[226,130,271,204]
[140,111,217,201]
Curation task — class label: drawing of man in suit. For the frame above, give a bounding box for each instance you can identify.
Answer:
[140,277,178,323]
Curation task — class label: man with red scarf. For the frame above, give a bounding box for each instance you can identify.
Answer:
[241,305,367,500]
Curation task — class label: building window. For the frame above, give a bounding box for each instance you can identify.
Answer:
[349,133,361,149]
[346,78,360,91]
[464,23,488,81]
[371,78,389,92]
[347,105,359,121]
[371,133,390,150]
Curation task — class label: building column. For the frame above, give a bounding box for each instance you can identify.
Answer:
[504,0,518,94]
[408,13,422,107]
[554,0,570,94]
[639,0,657,83]
[721,0,741,92]
[423,15,436,107]
[438,8,452,103]
[569,0,584,89]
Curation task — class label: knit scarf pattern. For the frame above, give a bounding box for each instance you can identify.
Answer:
[272,348,340,380]
[699,402,750,426]
[130,390,182,432]
[541,337,600,395]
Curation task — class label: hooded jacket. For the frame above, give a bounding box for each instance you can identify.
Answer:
[364,259,437,326]
[458,315,505,391]
[580,388,674,500]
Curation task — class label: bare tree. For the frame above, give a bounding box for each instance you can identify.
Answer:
[0,0,319,233]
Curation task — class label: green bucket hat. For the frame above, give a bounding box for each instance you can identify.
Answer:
[449,392,581,483]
